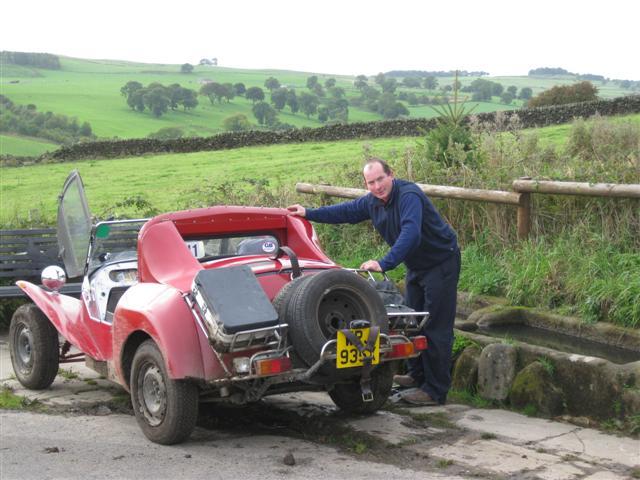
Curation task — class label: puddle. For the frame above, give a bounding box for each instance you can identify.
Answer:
[477,324,640,365]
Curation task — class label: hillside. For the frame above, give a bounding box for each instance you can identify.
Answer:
[1,55,634,156]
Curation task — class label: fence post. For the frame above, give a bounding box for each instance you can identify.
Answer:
[517,193,531,240]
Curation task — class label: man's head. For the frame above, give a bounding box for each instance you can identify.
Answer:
[363,158,394,202]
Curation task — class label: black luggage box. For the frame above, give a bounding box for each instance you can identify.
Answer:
[192,266,279,334]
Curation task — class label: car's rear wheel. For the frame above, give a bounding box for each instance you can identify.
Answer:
[282,269,388,368]
[130,340,199,445]
[329,362,396,413]
[9,304,59,390]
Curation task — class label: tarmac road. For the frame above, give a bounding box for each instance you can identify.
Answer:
[1,334,638,480]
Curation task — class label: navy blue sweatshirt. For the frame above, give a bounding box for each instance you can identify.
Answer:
[306,179,458,272]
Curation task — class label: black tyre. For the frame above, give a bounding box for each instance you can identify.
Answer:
[9,304,59,390]
[329,362,396,414]
[271,274,313,318]
[130,340,199,445]
[283,269,388,368]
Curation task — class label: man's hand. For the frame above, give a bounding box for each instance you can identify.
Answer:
[360,260,382,272]
[286,204,306,217]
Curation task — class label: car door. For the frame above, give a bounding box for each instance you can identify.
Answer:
[57,170,113,359]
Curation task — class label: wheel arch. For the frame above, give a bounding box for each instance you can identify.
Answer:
[119,330,153,390]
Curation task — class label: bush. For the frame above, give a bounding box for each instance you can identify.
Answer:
[147,127,185,140]
[222,114,252,132]
[528,81,598,107]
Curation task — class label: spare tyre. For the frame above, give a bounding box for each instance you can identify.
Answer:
[282,269,388,368]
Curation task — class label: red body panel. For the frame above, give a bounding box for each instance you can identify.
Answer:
[17,281,111,360]
[112,283,210,384]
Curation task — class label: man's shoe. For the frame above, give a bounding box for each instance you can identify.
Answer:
[402,389,438,406]
[393,374,418,388]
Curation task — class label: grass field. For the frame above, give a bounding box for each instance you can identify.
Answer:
[2,56,634,156]
[0,134,58,156]
[3,112,639,227]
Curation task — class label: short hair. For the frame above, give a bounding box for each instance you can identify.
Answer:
[363,157,392,175]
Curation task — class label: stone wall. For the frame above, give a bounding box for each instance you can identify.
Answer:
[10,95,640,164]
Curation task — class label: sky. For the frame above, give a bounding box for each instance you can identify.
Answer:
[2,0,639,80]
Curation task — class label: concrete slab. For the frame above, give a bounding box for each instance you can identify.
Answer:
[539,427,640,468]
[427,438,574,477]
[457,408,577,441]
[347,410,426,445]
[582,471,630,480]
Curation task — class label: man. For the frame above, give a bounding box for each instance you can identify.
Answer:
[287,158,460,406]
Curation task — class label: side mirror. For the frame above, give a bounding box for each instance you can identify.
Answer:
[41,265,67,292]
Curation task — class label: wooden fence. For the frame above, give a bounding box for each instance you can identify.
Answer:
[296,179,640,240]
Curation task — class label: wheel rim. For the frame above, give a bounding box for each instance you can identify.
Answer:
[14,324,34,373]
[317,287,369,338]
[137,362,167,427]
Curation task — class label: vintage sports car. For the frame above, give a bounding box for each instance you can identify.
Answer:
[9,171,428,444]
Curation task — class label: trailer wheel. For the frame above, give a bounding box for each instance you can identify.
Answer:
[328,362,395,413]
[130,340,199,445]
[9,304,59,390]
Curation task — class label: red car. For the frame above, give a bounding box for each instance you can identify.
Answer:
[9,170,427,444]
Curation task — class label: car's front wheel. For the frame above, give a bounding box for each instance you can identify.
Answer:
[9,304,59,390]
[130,340,199,445]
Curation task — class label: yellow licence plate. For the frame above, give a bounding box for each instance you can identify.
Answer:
[336,328,380,369]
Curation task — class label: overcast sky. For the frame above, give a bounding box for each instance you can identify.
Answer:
[2,0,638,80]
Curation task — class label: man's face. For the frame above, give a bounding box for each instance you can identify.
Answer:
[363,162,394,202]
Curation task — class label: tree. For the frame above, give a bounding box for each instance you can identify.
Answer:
[270,88,288,110]
[264,77,281,91]
[313,83,325,97]
[121,81,143,98]
[354,75,368,90]
[245,86,265,104]
[381,78,397,94]
[233,83,246,96]
[492,82,504,96]
[402,77,421,88]
[181,89,198,110]
[324,78,336,88]
[181,63,194,74]
[129,88,147,112]
[199,83,217,104]
[500,92,514,104]
[221,83,235,102]
[528,81,598,107]
[223,114,251,131]
[306,76,319,90]
[378,93,408,119]
[518,87,533,100]
[507,85,518,97]
[143,86,171,117]
[286,90,299,114]
[374,73,386,85]
[252,101,277,125]
[147,127,185,139]
[299,92,319,118]
[423,76,438,90]
[328,86,345,99]
[317,106,329,122]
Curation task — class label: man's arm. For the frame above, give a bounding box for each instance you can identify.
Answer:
[288,197,370,225]
[377,192,422,271]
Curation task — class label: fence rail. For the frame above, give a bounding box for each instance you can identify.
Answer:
[296,179,640,240]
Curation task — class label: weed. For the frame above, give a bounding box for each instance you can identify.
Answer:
[0,385,42,410]
[448,389,493,408]
[631,467,640,479]
[522,405,538,417]
[85,379,98,386]
[436,459,454,468]
[538,357,555,376]
[58,368,79,381]
[480,432,497,440]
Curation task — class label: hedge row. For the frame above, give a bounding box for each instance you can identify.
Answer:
[16,95,640,164]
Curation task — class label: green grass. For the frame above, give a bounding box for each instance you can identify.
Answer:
[0,136,416,226]
[0,134,58,156]
[2,56,633,153]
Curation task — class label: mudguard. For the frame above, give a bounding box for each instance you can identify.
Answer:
[15,281,106,359]
[112,282,220,385]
